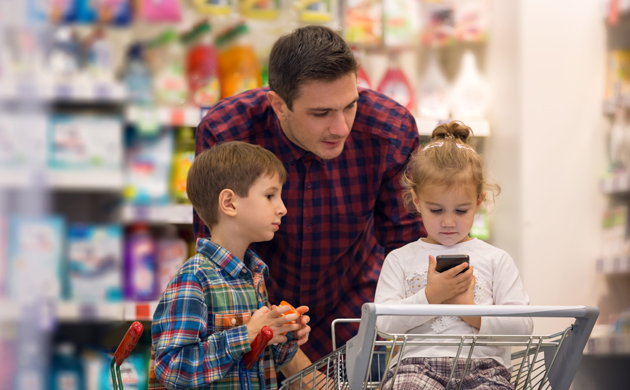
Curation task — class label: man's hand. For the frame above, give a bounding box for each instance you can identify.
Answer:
[282,349,329,390]
[425,255,474,304]
[293,306,311,346]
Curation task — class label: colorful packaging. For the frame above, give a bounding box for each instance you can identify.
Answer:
[8,216,64,300]
[240,0,281,19]
[156,226,188,295]
[66,224,123,302]
[216,23,261,99]
[124,224,158,301]
[193,0,233,15]
[383,0,420,47]
[50,343,85,390]
[123,43,154,106]
[98,350,148,390]
[295,0,335,23]
[170,127,195,203]
[0,216,6,297]
[75,0,132,25]
[84,28,115,80]
[454,0,490,42]
[420,0,455,47]
[124,127,174,206]
[605,50,630,101]
[48,115,123,171]
[50,0,77,23]
[151,29,188,106]
[182,22,220,108]
[377,54,414,111]
[345,0,382,45]
[136,0,181,22]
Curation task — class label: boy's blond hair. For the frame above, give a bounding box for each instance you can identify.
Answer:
[187,141,287,229]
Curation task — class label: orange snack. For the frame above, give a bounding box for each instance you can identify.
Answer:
[278,301,300,335]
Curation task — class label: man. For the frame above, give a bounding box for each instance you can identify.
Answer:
[194,25,425,377]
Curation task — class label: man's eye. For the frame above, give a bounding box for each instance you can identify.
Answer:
[313,112,327,117]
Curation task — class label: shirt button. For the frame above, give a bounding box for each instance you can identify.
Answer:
[307,183,312,189]
[305,261,311,267]
[231,318,237,325]
[307,224,311,229]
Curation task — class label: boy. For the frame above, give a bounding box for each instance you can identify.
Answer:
[152,141,311,390]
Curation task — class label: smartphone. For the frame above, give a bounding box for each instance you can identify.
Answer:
[435,254,470,274]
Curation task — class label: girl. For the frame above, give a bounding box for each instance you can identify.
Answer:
[375,121,533,390]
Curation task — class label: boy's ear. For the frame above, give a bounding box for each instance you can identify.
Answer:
[267,91,289,122]
[218,189,238,217]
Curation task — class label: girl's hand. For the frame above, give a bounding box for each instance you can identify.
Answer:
[247,306,301,345]
[443,275,476,305]
[425,255,474,304]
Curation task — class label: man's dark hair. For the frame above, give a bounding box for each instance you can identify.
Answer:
[268,25,358,110]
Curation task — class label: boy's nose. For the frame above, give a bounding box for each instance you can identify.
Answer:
[278,202,287,216]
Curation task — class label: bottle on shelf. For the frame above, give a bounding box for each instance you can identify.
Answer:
[150,29,188,106]
[123,42,153,106]
[377,52,414,111]
[124,224,158,301]
[156,225,188,295]
[416,52,450,120]
[215,23,262,99]
[182,21,220,108]
[449,50,489,120]
[170,127,195,204]
[50,342,85,390]
[352,47,372,89]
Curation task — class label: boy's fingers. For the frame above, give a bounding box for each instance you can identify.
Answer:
[295,306,309,315]
[269,305,293,317]
[299,315,310,325]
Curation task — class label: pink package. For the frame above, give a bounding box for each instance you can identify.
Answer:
[137,0,182,22]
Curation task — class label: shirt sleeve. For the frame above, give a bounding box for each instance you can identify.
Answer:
[270,333,299,371]
[373,112,424,256]
[374,251,436,333]
[152,273,251,390]
[478,253,534,336]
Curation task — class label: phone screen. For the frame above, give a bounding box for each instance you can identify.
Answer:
[435,254,470,274]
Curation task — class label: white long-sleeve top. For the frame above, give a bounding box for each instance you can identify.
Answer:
[374,238,533,368]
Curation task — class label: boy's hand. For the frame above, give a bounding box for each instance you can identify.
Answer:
[425,255,474,304]
[247,305,301,346]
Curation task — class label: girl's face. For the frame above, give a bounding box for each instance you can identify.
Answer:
[413,184,483,246]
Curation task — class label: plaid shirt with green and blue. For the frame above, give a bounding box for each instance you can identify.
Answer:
[152,238,298,390]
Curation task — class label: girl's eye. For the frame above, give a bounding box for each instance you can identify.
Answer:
[430,209,442,214]
[456,210,469,215]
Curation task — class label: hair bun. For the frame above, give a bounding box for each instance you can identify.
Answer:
[431,121,473,144]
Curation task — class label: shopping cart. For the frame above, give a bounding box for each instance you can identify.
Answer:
[280,304,599,390]
[111,321,144,390]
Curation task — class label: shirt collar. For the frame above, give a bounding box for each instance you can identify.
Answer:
[196,238,268,278]
[271,111,316,165]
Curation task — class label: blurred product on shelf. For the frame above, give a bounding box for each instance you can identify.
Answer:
[124,224,158,301]
[352,48,372,89]
[0,217,5,298]
[416,52,450,119]
[8,216,65,300]
[136,0,182,22]
[216,23,262,99]
[240,0,281,20]
[182,21,221,108]
[605,50,630,101]
[193,0,233,15]
[295,0,335,23]
[49,27,81,76]
[51,0,78,23]
[75,0,132,25]
[608,109,630,169]
[156,226,188,295]
[383,0,420,47]
[83,27,115,80]
[345,0,383,45]
[48,115,123,171]
[449,50,489,120]
[124,126,174,205]
[150,29,188,106]
[601,206,628,259]
[170,127,195,203]
[96,348,148,390]
[0,112,48,172]
[123,43,154,106]
[420,0,455,47]
[454,0,490,42]
[50,342,85,390]
[377,52,414,110]
[66,224,123,302]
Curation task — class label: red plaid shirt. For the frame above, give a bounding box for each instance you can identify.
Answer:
[194,87,425,362]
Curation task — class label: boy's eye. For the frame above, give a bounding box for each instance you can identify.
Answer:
[266,195,273,200]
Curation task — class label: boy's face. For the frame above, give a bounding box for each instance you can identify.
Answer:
[413,184,482,246]
[272,73,359,160]
[235,173,287,243]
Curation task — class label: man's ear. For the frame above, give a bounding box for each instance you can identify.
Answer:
[267,91,289,122]
[218,189,238,217]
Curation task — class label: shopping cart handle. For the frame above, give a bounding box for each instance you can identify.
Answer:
[244,326,273,370]
[114,321,144,367]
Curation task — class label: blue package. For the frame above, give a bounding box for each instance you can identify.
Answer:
[75,0,132,26]
[66,224,123,302]
[99,350,148,390]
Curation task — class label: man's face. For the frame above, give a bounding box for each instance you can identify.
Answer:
[276,74,359,160]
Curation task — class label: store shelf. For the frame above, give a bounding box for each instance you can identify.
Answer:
[125,105,208,127]
[602,96,630,115]
[417,118,490,137]
[123,203,193,224]
[586,334,630,356]
[596,256,630,274]
[0,169,124,191]
[599,171,630,194]
[57,301,158,322]
[0,78,126,103]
